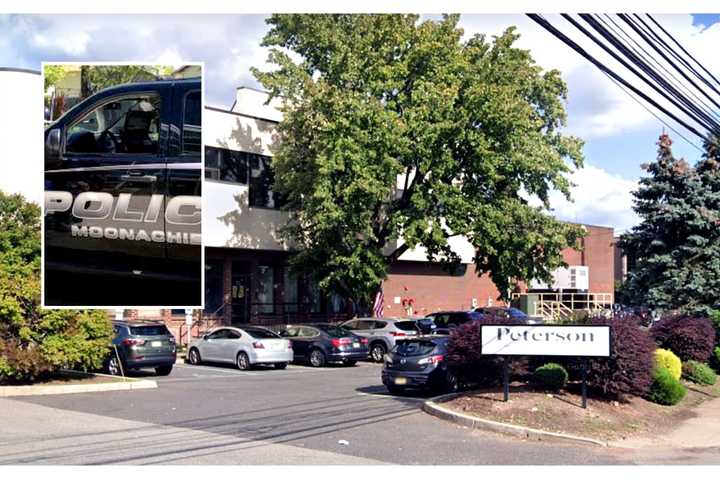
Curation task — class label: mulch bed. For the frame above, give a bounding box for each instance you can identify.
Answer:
[444,381,720,442]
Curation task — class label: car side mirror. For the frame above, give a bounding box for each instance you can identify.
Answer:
[45,128,62,169]
[202,334,208,340]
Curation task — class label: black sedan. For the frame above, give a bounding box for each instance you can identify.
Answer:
[382,335,459,395]
[277,323,369,367]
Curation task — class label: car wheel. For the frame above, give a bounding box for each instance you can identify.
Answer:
[309,348,326,368]
[387,385,405,395]
[443,370,460,394]
[274,362,288,370]
[236,352,251,370]
[187,348,202,365]
[155,365,173,376]
[342,360,357,367]
[370,342,386,362]
[107,356,123,376]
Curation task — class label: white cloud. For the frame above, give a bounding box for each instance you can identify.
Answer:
[541,164,640,233]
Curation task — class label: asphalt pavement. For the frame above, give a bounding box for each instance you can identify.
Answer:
[1,361,712,465]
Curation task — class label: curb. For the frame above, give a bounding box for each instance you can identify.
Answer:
[423,392,608,447]
[0,373,157,397]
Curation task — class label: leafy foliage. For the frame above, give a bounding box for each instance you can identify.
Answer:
[654,348,682,380]
[82,65,174,97]
[618,134,720,316]
[713,347,720,373]
[446,314,527,384]
[253,14,584,308]
[647,366,687,406]
[651,315,716,362]
[532,362,568,391]
[0,191,112,384]
[682,360,717,385]
[586,314,655,399]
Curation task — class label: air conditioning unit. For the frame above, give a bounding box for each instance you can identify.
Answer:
[530,266,589,291]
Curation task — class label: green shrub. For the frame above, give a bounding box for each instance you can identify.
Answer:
[647,367,687,406]
[0,191,114,384]
[533,363,568,390]
[682,360,717,385]
[713,347,720,373]
[654,348,682,380]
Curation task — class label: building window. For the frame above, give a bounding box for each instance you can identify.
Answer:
[249,154,286,208]
[182,90,201,155]
[306,277,322,314]
[255,265,275,314]
[204,259,224,314]
[284,267,299,313]
[205,146,248,184]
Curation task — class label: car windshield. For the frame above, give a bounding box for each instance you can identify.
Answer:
[129,325,169,336]
[394,321,419,332]
[318,325,353,337]
[394,340,437,357]
[244,327,279,339]
[507,308,528,317]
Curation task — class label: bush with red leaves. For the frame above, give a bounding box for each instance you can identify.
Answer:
[651,315,716,362]
[446,314,527,385]
[586,314,655,399]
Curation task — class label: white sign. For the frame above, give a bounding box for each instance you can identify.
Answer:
[481,325,610,357]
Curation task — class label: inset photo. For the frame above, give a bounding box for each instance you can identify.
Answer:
[42,63,203,308]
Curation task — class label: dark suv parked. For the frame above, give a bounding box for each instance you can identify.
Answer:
[382,335,458,395]
[107,320,177,376]
[276,323,369,367]
[418,311,484,335]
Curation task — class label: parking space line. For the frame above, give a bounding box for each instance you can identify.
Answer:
[355,391,428,402]
[174,364,258,376]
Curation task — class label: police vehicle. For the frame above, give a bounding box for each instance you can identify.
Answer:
[43,78,201,306]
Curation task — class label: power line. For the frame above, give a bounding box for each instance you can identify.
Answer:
[597,14,720,125]
[562,13,717,133]
[526,13,708,142]
[646,14,720,90]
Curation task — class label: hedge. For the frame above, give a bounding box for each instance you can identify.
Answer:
[654,348,682,380]
[682,360,717,386]
[647,367,687,406]
[532,363,568,391]
[651,316,716,362]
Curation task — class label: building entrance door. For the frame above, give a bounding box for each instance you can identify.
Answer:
[231,262,251,324]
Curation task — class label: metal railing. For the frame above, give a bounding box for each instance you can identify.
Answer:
[512,292,613,323]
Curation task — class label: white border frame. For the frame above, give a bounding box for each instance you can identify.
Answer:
[41,61,206,311]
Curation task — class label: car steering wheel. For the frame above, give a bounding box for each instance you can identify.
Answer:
[99,130,123,153]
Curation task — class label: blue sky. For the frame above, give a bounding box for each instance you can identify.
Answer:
[1,13,718,233]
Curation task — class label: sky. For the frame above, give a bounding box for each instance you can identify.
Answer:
[1,13,719,234]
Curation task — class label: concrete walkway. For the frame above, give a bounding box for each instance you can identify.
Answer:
[0,398,385,465]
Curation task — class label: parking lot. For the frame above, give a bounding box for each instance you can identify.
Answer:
[0,358,642,465]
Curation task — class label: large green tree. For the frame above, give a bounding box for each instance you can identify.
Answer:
[0,191,112,383]
[253,14,584,309]
[618,134,720,316]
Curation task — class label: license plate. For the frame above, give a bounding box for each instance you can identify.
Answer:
[395,377,407,385]
[353,342,360,348]
[151,341,162,347]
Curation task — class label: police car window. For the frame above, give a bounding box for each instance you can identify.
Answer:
[66,94,160,155]
[182,90,201,155]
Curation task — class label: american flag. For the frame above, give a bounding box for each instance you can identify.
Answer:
[372,283,384,318]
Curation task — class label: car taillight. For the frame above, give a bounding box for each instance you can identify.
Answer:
[418,354,444,365]
[252,341,265,349]
[389,331,406,337]
[121,338,145,347]
[360,338,368,345]
[331,338,352,348]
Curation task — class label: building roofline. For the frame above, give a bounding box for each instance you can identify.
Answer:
[204,104,280,125]
[236,85,271,94]
[0,67,40,75]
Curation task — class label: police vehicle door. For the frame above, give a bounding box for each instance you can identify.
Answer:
[44,88,170,274]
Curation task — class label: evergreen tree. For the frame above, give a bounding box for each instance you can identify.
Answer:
[619,134,720,316]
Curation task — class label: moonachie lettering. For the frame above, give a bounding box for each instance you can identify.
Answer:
[497,327,594,343]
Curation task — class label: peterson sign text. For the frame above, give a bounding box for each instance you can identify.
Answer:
[481,325,610,357]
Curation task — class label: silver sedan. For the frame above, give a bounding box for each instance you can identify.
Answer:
[187,326,293,370]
